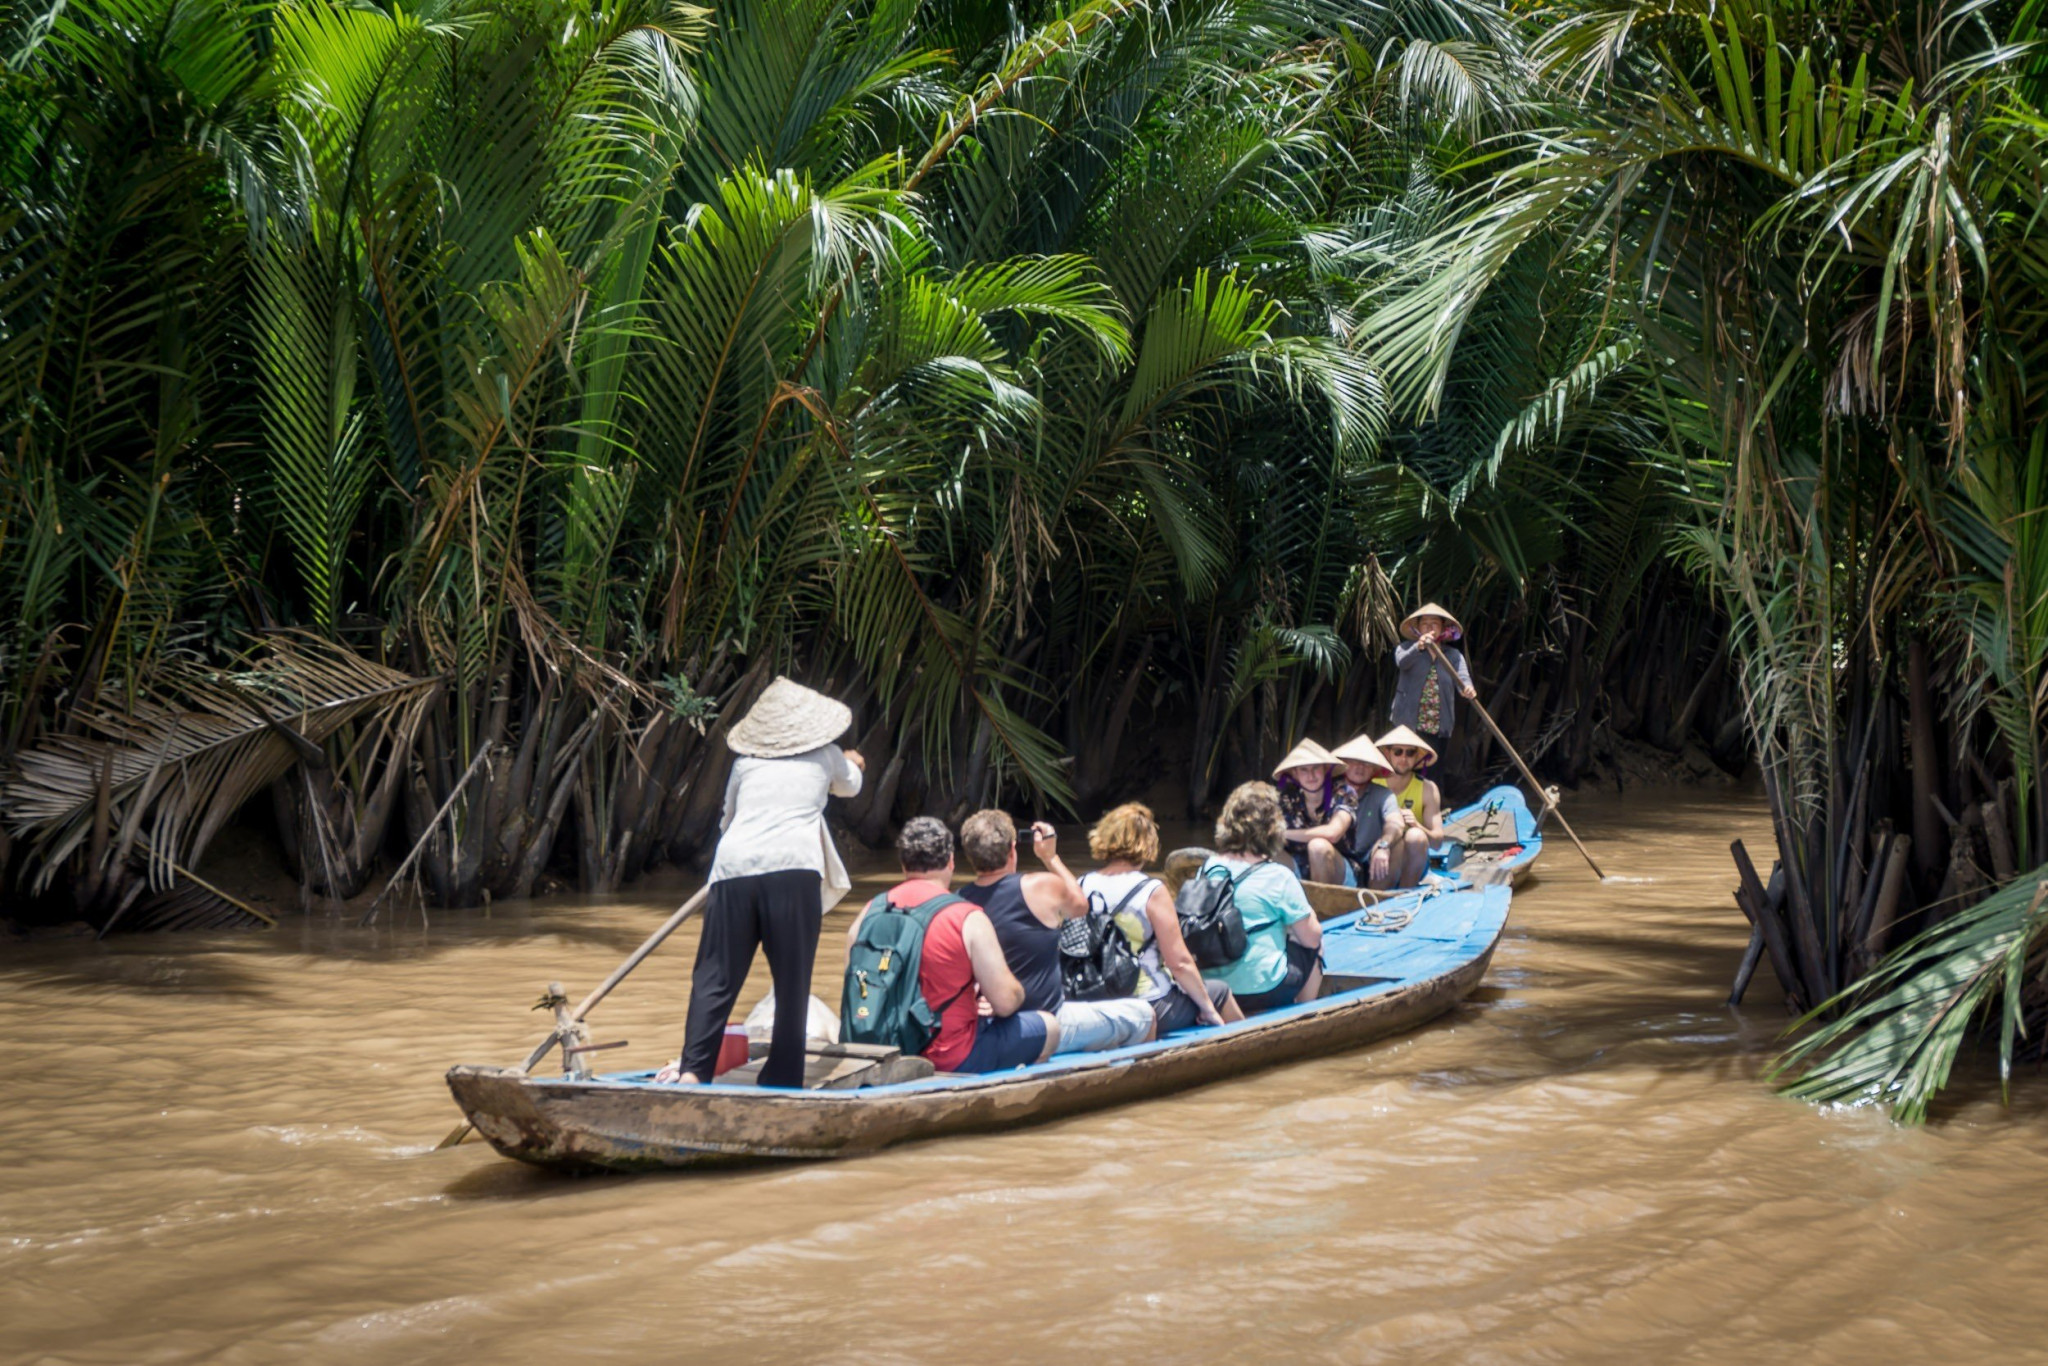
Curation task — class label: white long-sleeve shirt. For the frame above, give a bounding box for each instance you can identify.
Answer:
[707,744,863,911]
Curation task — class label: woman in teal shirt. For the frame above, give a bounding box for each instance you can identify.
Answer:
[1200,782,1323,1012]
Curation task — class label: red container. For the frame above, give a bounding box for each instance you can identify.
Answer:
[713,1026,751,1077]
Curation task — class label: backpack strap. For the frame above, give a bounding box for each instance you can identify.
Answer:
[1107,878,1153,917]
[1201,858,1265,888]
[1224,860,1283,933]
[931,978,976,1019]
[905,891,974,1017]
[903,890,967,922]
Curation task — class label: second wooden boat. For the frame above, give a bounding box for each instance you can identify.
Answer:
[1300,784,1543,919]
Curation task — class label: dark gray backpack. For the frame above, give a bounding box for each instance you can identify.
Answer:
[1174,863,1255,967]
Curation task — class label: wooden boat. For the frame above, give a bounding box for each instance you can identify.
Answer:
[1301,784,1544,919]
[444,881,1512,1172]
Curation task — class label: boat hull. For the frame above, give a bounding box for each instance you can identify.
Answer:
[447,885,1511,1172]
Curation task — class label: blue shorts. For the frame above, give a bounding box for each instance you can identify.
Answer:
[957,1010,1049,1073]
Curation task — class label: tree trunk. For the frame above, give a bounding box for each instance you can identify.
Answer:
[1907,633,1943,886]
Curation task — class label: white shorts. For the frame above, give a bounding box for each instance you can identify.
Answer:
[1053,997,1155,1053]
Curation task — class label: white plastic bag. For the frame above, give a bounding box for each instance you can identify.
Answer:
[743,991,840,1048]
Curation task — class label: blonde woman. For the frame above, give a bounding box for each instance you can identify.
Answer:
[1199,783,1323,1013]
[1078,803,1242,1036]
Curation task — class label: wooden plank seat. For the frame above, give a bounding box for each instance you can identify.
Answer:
[717,1040,937,1090]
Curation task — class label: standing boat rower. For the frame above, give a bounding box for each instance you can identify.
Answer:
[655,677,865,1088]
[1390,602,1476,798]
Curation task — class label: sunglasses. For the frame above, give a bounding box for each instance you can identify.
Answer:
[1383,747,1422,758]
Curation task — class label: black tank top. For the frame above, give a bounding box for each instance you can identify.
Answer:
[961,873,1064,1012]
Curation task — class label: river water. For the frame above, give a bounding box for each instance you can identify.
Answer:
[6,787,2048,1363]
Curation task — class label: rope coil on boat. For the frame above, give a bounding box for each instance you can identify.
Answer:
[1343,877,1459,934]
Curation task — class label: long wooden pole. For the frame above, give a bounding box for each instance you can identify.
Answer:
[436,884,712,1149]
[1424,638,1607,881]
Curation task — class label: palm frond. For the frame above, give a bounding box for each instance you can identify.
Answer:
[0,636,438,894]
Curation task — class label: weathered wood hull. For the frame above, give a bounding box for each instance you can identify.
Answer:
[446,884,1512,1173]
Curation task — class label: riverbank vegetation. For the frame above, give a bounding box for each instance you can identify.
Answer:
[1367,0,2048,1115]
[0,0,1740,928]
[0,0,2042,1115]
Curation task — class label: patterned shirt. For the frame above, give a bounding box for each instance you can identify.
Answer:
[1277,776,1352,831]
[1277,776,1354,878]
[1417,667,1443,733]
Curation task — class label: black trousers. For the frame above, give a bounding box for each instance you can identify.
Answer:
[1421,729,1460,804]
[679,869,823,1088]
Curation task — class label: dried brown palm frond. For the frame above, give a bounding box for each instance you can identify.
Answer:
[0,635,440,922]
[126,869,278,933]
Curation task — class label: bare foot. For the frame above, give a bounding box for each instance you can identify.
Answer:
[652,1060,702,1085]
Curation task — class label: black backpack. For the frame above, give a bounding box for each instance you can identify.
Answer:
[1060,880,1148,1001]
[1175,862,1256,967]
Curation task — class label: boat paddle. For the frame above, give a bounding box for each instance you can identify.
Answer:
[1422,637,1608,882]
[435,883,711,1149]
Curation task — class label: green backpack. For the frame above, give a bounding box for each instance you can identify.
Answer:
[840,890,970,1054]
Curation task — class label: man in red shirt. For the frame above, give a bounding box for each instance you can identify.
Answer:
[842,817,1057,1072]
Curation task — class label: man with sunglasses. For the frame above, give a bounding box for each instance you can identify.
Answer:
[1372,726,1447,888]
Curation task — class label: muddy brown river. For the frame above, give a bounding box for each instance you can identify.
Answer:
[7,787,2048,1363]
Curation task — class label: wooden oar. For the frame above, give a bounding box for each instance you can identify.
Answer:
[436,884,711,1149]
[1423,637,1608,881]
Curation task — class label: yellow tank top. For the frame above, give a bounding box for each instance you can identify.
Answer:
[1378,774,1426,821]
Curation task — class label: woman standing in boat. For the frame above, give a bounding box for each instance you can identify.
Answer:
[1390,602,1476,797]
[657,677,864,1089]
[1201,782,1323,1013]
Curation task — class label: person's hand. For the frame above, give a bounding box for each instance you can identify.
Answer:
[976,994,994,1018]
[1418,627,1438,645]
[1460,685,1477,700]
[844,748,866,771]
[1028,820,1056,860]
[1200,1004,1227,1027]
[1369,845,1390,881]
[1399,809,1420,830]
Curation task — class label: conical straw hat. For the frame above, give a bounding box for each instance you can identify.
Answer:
[725,676,853,758]
[1400,602,1463,641]
[1374,725,1439,767]
[1330,733,1391,775]
[1272,737,1339,780]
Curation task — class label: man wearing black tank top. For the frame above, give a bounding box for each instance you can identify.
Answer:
[958,811,1157,1054]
